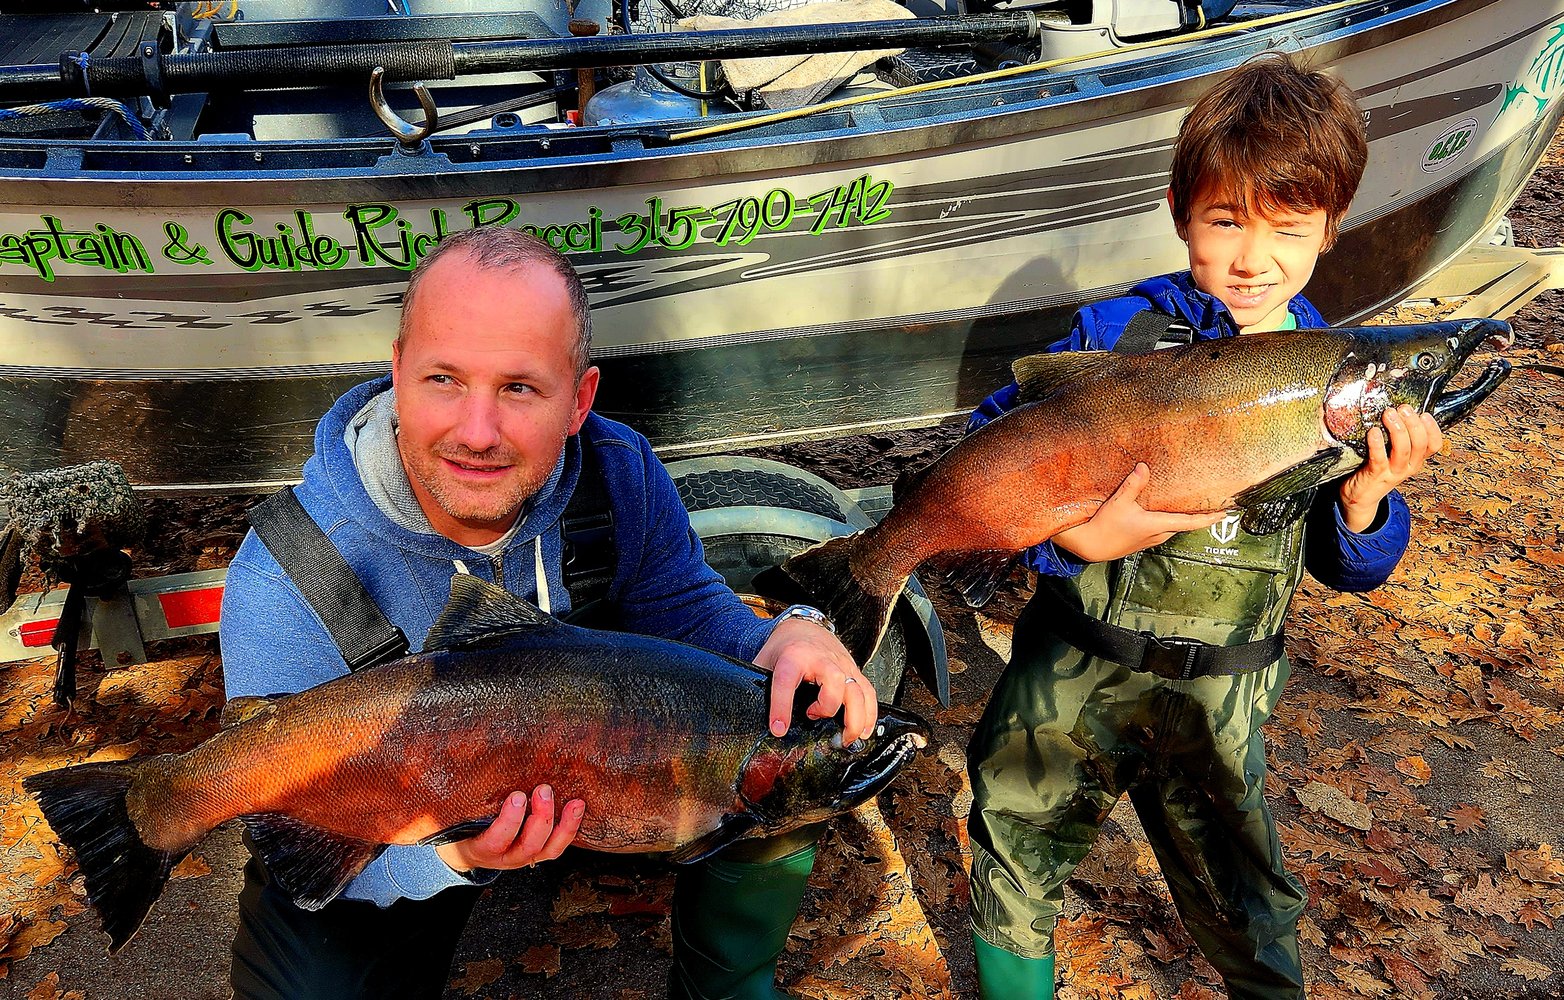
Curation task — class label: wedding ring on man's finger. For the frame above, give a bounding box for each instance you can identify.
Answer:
[844,677,857,685]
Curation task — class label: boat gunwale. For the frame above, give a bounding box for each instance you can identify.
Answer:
[0,0,1512,207]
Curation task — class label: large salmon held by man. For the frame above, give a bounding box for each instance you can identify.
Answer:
[24,575,930,954]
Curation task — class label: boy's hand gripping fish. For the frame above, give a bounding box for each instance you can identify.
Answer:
[780,318,1514,665]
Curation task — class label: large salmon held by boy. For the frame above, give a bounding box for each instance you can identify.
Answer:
[781,318,1513,666]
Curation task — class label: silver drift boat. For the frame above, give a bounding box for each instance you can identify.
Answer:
[0,0,1559,491]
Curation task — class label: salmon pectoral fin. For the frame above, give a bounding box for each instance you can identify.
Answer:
[1240,493,1316,536]
[1235,449,1348,535]
[241,813,386,911]
[418,818,495,847]
[24,759,185,954]
[933,549,1019,609]
[670,813,761,865]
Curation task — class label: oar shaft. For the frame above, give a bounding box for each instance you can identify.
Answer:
[0,13,1037,102]
[456,14,1038,73]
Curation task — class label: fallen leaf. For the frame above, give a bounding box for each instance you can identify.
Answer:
[1394,756,1432,785]
[169,854,211,881]
[26,972,62,1000]
[556,920,619,952]
[1333,964,1394,996]
[518,944,562,977]
[1501,955,1555,981]
[1446,804,1487,835]
[1295,781,1374,831]
[448,957,504,994]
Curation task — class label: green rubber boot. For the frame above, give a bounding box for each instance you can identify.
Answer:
[668,842,817,1000]
[973,932,1056,999]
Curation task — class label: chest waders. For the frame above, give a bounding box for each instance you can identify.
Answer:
[966,312,1310,1000]
[234,435,815,1000]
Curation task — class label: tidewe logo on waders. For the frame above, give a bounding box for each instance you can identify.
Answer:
[1210,511,1243,548]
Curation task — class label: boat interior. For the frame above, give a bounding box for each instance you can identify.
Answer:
[0,0,1325,146]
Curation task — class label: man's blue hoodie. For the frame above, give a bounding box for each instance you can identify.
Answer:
[220,376,776,906]
[968,272,1412,590]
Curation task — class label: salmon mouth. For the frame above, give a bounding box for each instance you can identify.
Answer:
[836,711,930,803]
[1409,318,1514,428]
[1430,357,1513,427]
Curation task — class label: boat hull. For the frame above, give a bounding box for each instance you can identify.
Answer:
[0,0,1560,490]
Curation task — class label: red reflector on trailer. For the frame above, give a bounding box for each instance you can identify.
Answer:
[159,587,225,629]
[20,619,58,647]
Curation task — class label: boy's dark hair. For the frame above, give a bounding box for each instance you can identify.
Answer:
[1169,53,1368,250]
[398,226,594,376]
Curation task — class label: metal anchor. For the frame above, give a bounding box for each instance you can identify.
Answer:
[370,65,438,154]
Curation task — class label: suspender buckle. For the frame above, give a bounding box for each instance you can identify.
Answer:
[344,625,410,672]
[1140,633,1204,681]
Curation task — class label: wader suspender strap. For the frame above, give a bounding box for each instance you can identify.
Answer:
[1032,307,1283,681]
[247,488,409,672]
[559,436,616,610]
[1115,309,1194,354]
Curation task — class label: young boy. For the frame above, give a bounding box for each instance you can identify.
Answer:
[963,55,1444,999]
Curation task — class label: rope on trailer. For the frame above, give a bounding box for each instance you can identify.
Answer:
[0,97,148,139]
[191,1,241,19]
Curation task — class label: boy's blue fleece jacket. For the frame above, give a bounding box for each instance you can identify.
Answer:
[968,272,1411,589]
[220,376,776,906]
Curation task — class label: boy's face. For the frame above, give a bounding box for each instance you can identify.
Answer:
[1171,187,1330,334]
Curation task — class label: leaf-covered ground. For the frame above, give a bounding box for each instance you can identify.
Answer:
[3,133,1564,1000]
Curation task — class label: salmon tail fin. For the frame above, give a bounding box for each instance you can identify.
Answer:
[241,813,385,911]
[934,549,1019,609]
[24,760,185,954]
[780,533,898,667]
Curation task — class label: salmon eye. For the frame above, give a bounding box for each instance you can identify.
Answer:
[1413,351,1441,372]
[831,730,868,753]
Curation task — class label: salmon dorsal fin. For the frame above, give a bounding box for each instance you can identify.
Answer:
[423,574,559,653]
[1010,351,1115,406]
[219,694,278,729]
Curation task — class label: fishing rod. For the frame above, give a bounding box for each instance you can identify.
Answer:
[0,12,1039,104]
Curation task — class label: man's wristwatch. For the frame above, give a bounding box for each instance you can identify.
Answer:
[772,604,836,634]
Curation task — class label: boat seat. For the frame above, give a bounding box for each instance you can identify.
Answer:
[0,11,164,66]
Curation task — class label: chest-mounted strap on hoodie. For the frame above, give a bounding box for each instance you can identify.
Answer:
[247,487,409,672]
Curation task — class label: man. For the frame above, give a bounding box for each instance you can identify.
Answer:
[219,225,876,999]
